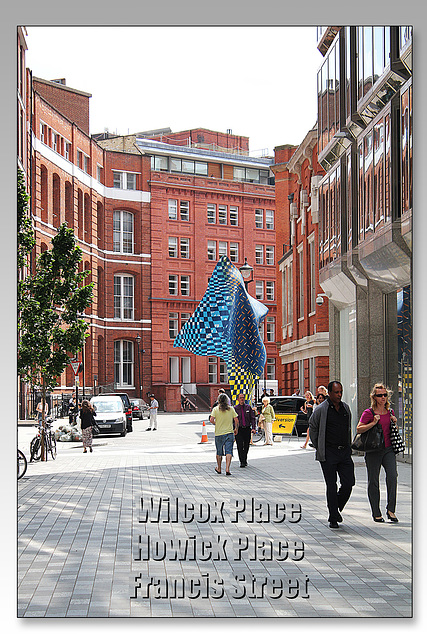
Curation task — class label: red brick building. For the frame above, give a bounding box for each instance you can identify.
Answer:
[20,65,279,414]
[272,128,329,395]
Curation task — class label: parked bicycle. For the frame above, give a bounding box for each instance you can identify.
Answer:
[18,449,27,479]
[30,417,57,462]
[251,416,265,444]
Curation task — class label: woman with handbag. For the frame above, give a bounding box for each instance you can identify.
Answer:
[261,396,275,445]
[80,400,97,453]
[356,383,399,523]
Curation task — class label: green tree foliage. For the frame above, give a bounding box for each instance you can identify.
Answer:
[18,223,94,457]
[17,168,35,312]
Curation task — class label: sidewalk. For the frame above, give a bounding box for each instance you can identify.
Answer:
[17,413,412,618]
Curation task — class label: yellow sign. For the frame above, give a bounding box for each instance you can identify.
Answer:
[272,413,297,435]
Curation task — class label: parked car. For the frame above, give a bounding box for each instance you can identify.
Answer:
[98,392,133,432]
[90,395,127,437]
[256,395,308,436]
[129,398,150,420]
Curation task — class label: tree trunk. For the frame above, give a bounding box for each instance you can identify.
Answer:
[41,380,46,461]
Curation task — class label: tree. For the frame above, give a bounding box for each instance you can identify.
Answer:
[18,223,94,460]
[17,167,35,312]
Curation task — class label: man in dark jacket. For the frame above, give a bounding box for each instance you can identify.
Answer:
[309,381,355,529]
[234,393,256,467]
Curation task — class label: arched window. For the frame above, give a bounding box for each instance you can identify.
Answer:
[114,340,134,388]
[113,210,134,253]
[84,193,91,241]
[114,274,134,320]
[52,173,60,224]
[65,181,73,228]
[97,201,104,248]
[40,165,48,223]
[77,189,83,238]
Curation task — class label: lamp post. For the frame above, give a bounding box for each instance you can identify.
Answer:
[239,257,254,291]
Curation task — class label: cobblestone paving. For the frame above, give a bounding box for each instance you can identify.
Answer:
[17,413,412,618]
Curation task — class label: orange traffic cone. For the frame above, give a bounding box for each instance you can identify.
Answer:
[199,421,209,443]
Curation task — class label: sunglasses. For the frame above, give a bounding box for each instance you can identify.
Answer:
[375,393,388,398]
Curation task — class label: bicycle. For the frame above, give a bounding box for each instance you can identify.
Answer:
[251,418,265,444]
[30,418,57,461]
[18,449,27,479]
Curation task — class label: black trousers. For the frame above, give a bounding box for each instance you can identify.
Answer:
[319,446,355,522]
[235,427,251,465]
[364,447,397,518]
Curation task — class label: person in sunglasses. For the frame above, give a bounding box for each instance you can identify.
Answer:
[356,383,399,523]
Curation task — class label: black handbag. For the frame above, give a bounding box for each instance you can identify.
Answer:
[351,410,385,452]
[91,414,100,435]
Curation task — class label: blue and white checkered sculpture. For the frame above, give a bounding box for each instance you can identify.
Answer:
[174,256,268,404]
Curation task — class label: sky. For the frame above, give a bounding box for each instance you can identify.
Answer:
[25,26,323,156]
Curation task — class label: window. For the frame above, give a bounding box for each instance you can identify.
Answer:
[170,357,179,383]
[298,249,304,318]
[83,155,89,174]
[195,161,208,175]
[182,160,194,174]
[77,150,83,169]
[180,201,190,221]
[266,246,275,265]
[233,167,270,183]
[40,123,47,144]
[207,241,217,261]
[207,204,216,224]
[266,281,275,301]
[266,358,276,380]
[218,242,227,257]
[114,340,133,387]
[181,275,190,296]
[113,171,137,190]
[97,164,102,182]
[113,211,134,254]
[255,209,263,228]
[168,199,178,220]
[229,206,238,226]
[170,158,182,172]
[65,143,71,161]
[169,275,178,295]
[258,321,264,342]
[114,275,134,319]
[180,238,190,258]
[256,281,264,300]
[181,313,191,329]
[169,237,178,258]
[53,133,59,153]
[153,155,168,171]
[255,245,264,265]
[309,238,316,313]
[266,317,275,342]
[266,210,274,229]
[218,205,227,225]
[169,313,179,339]
[229,243,239,262]
[208,357,217,383]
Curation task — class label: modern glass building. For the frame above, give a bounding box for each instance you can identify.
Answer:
[316,26,412,458]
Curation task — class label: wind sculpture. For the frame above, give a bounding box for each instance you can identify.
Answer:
[173,255,269,405]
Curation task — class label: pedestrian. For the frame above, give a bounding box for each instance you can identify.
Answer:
[79,399,96,453]
[212,388,230,409]
[292,389,301,396]
[68,393,77,425]
[234,393,256,467]
[260,395,275,445]
[209,393,238,476]
[317,385,328,397]
[36,398,49,427]
[300,390,315,448]
[308,380,355,529]
[146,394,159,431]
[356,383,399,523]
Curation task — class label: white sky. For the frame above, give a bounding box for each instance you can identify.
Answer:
[25,26,323,156]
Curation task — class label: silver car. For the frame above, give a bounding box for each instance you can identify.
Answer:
[90,395,127,436]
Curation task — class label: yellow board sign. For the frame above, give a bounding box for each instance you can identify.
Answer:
[272,413,297,435]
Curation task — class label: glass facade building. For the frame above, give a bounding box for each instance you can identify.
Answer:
[316,26,412,456]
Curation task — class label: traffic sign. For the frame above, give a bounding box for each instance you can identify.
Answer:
[71,361,80,374]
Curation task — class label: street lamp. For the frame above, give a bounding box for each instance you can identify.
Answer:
[239,257,254,291]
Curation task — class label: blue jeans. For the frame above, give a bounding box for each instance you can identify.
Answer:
[215,432,234,457]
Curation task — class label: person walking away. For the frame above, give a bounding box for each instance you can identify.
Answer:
[210,393,238,475]
[260,396,275,445]
[36,399,49,428]
[309,381,355,529]
[80,399,96,453]
[300,390,315,448]
[356,383,399,523]
[146,394,159,431]
[234,393,256,467]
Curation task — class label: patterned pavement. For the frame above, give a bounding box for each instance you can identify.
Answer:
[17,412,412,618]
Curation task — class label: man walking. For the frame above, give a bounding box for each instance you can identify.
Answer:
[146,394,159,431]
[309,381,355,529]
[234,393,256,467]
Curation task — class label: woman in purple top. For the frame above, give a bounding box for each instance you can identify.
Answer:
[356,383,399,523]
